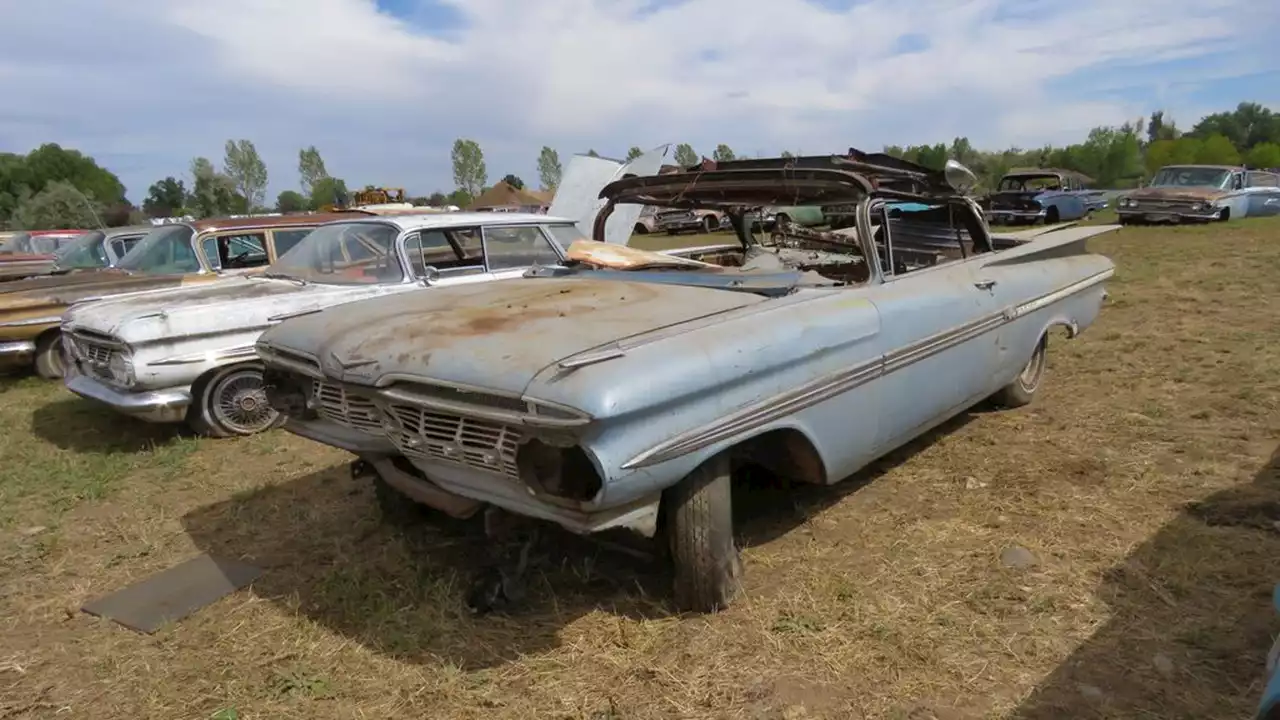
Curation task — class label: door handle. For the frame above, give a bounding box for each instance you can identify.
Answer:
[974,279,997,290]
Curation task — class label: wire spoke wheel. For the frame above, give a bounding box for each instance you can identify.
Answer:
[208,367,279,435]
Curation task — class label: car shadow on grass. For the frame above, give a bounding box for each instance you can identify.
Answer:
[30,396,188,454]
[180,413,983,671]
[1011,444,1280,719]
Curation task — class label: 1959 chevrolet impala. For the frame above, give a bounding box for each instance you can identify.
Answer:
[255,151,1118,612]
[58,148,670,437]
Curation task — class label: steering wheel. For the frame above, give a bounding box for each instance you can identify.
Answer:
[226,250,252,268]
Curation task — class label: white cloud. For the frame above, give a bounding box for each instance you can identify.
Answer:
[0,0,1274,200]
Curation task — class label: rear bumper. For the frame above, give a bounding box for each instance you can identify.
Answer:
[65,371,191,423]
[0,340,35,369]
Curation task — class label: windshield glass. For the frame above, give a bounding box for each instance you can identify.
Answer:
[116,225,200,273]
[268,221,403,284]
[53,231,107,268]
[998,175,1063,192]
[1151,167,1230,188]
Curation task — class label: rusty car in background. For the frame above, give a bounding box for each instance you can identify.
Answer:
[59,148,669,437]
[1116,164,1280,224]
[0,229,88,281]
[0,213,361,379]
[984,168,1108,225]
[255,150,1118,613]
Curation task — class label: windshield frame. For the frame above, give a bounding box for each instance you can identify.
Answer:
[1150,166,1232,189]
[265,220,409,285]
[52,231,108,269]
[115,224,202,274]
[998,173,1065,192]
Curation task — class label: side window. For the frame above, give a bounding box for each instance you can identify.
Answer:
[449,227,483,260]
[206,232,269,270]
[1247,172,1279,188]
[545,223,588,249]
[109,236,141,259]
[404,230,464,276]
[270,228,313,259]
[1232,172,1245,190]
[483,226,561,271]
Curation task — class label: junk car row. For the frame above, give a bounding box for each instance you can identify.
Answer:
[1,147,1121,612]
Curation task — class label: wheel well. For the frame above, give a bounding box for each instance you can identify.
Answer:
[190,360,263,402]
[728,427,827,485]
[632,223,648,234]
[1219,207,1231,221]
[34,327,61,351]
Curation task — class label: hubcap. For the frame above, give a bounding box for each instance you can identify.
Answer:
[210,369,278,434]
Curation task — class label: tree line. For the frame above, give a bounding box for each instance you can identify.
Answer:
[4,101,1279,231]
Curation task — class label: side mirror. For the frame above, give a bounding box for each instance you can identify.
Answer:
[944,159,978,194]
[419,265,440,286]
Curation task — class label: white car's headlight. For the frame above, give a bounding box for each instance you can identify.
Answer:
[108,352,135,387]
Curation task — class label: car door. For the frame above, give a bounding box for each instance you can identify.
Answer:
[1246,172,1280,217]
[867,201,1001,453]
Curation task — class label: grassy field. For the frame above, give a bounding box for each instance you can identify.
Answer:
[2,215,1279,719]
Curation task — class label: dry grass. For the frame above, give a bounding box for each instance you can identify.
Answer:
[2,216,1279,719]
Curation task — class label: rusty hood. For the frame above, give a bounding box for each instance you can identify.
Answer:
[1125,185,1226,202]
[261,277,765,395]
[0,270,197,315]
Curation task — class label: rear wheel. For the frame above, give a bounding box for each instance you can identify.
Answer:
[188,363,282,437]
[991,335,1047,408]
[1044,207,1060,225]
[664,454,741,612]
[33,332,64,380]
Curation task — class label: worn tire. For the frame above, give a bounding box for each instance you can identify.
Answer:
[991,334,1048,409]
[665,454,741,613]
[702,215,716,234]
[1044,207,1060,225]
[33,331,64,380]
[187,362,283,438]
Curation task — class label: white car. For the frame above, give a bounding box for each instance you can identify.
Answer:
[59,148,670,437]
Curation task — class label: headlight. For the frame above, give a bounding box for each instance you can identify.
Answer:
[107,352,135,387]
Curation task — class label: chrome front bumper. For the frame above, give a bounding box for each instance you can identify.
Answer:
[64,371,191,423]
[1117,208,1221,222]
[0,340,35,368]
[987,208,1046,223]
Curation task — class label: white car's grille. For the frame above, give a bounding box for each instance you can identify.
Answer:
[69,334,119,382]
[385,404,521,480]
[312,381,381,434]
[81,341,113,365]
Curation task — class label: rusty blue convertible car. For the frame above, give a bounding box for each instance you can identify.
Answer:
[255,151,1118,612]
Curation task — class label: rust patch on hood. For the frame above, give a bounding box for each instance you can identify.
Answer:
[1126,186,1226,202]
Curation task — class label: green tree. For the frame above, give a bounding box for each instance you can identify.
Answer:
[426,191,448,206]
[1190,102,1280,150]
[21,143,126,207]
[1195,133,1242,165]
[1147,110,1179,144]
[223,139,268,210]
[1144,139,1176,176]
[309,176,348,209]
[1246,142,1280,169]
[143,177,188,218]
[712,144,736,162]
[780,150,796,159]
[1167,137,1203,165]
[537,146,562,191]
[12,180,104,230]
[275,190,309,213]
[189,157,243,218]
[451,138,486,196]
[586,149,600,157]
[626,146,643,161]
[673,143,698,167]
[297,146,328,195]
[446,189,473,208]
[501,174,525,190]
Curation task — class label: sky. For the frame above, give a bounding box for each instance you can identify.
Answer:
[1,0,1277,204]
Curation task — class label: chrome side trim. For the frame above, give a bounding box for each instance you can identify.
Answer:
[1003,268,1113,321]
[622,270,1114,469]
[0,315,61,328]
[269,307,322,323]
[621,357,883,469]
[558,347,626,370]
[150,345,258,366]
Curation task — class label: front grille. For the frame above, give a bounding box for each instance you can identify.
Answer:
[70,334,118,381]
[81,341,113,365]
[385,404,521,480]
[1136,199,1198,211]
[657,211,691,221]
[312,381,381,433]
